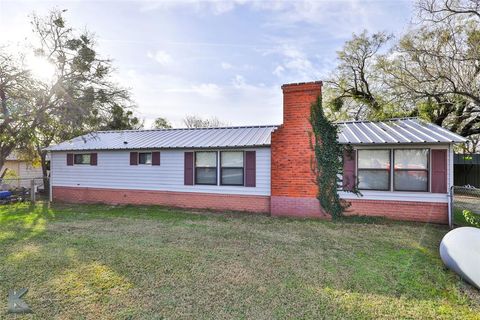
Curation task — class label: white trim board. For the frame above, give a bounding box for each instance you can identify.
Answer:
[339,191,448,203]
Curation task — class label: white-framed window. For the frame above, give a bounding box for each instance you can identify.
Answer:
[195,152,217,185]
[220,151,244,186]
[357,149,391,191]
[356,148,430,192]
[393,149,429,192]
[74,154,91,165]
[138,152,152,165]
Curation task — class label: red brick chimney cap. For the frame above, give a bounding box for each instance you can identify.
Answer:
[281,81,323,92]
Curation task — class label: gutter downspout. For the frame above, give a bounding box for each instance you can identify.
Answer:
[448,143,453,229]
[448,185,453,229]
[49,152,53,203]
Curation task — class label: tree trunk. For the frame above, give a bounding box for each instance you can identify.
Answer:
[0,144,15,180]
[38,147,50,194]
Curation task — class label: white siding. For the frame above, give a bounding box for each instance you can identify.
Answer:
[339,143,453,203]
[51,148,271,196]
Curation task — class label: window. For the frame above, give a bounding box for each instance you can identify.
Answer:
[357,150,390,190]
[138,152,152,165]
[195,152,217,185]
[394,149,429,191]
[74,154,91,165]
[221,151,244,186]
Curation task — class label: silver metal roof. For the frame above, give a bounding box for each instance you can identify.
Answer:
[337,118,466,144]
[46,125,278,151]
[46,118,466,152]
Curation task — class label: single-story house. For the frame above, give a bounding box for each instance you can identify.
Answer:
[46,81,466,223]
[1,153,44,189]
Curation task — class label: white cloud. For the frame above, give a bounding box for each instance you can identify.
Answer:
[266,44,321,81]
[273,65,285,77]
[221,62,233,70]
[139,0,249,15]
[191,83,222,98]
[232,74,246,88]
[147,50,173,66]
[118,69,281,128]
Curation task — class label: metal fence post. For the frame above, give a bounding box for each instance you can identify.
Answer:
[30,179,36,203]
[448,185,454,229]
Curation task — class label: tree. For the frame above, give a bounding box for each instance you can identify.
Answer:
[28,9,136,189]
[182,115,229,128]
[418,0,480,21]
[326,1,480,142]
[0,49,35,174]
[324,31,400,121]
[381,0,480,137]
[99,104,142,130]
[153,117,172,129]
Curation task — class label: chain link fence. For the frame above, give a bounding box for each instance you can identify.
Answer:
[452,185,480,228]
[0,177,50,204]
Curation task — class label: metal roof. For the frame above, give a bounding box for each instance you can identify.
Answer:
[46,118,466,152]
[337,118,466,144]
[46,125,278,151]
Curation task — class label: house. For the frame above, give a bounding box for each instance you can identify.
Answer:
[46,81,466,224]
[1,153,44,189]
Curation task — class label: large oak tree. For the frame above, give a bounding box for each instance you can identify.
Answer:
[326,0,480,150]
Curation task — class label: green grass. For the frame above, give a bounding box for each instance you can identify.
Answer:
[1,203,479,319]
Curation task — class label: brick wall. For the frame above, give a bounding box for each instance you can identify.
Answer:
[53,186,270,213]
[345,199,448,224]
[270,81,327,218]
[271,196,330,219]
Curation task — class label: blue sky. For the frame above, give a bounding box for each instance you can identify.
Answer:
[0,0,413,127]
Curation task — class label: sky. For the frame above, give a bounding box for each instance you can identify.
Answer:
[0,0,414,128]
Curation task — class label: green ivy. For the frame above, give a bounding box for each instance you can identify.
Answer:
[310,96,359,218]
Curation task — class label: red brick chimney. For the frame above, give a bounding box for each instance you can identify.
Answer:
[270,81,327,218]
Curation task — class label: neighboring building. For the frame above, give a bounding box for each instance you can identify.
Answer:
[1,154,44,189]
[47,81,466,223]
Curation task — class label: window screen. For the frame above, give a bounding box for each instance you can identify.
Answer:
[139,152,152,165]
[221,151,244,186]
[74,154,91,165]
[394,149,429,191]
[195,152,217,185]
[357,150,390,190]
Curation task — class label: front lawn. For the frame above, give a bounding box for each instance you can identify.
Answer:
[1,203,479,319]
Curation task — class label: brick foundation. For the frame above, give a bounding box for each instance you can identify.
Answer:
[345,199,448,224]
[271,196,328,218]
[53,186,270,213]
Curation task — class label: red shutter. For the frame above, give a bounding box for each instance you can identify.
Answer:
[184,152,194,185]
[67,153,74,166]
[245,151,256,187]
[431,149,447,193]
[90,153,98,166]
[130,152,138,165]
[152,151,160,166]
[343,148,356,191]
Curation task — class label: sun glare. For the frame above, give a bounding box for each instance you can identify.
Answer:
[27,55,56,83]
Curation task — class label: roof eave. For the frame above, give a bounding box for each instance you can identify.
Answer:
[47,144,273,152]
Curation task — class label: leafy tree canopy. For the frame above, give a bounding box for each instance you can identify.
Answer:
[153,117,173,129]
[326,0,480,151]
